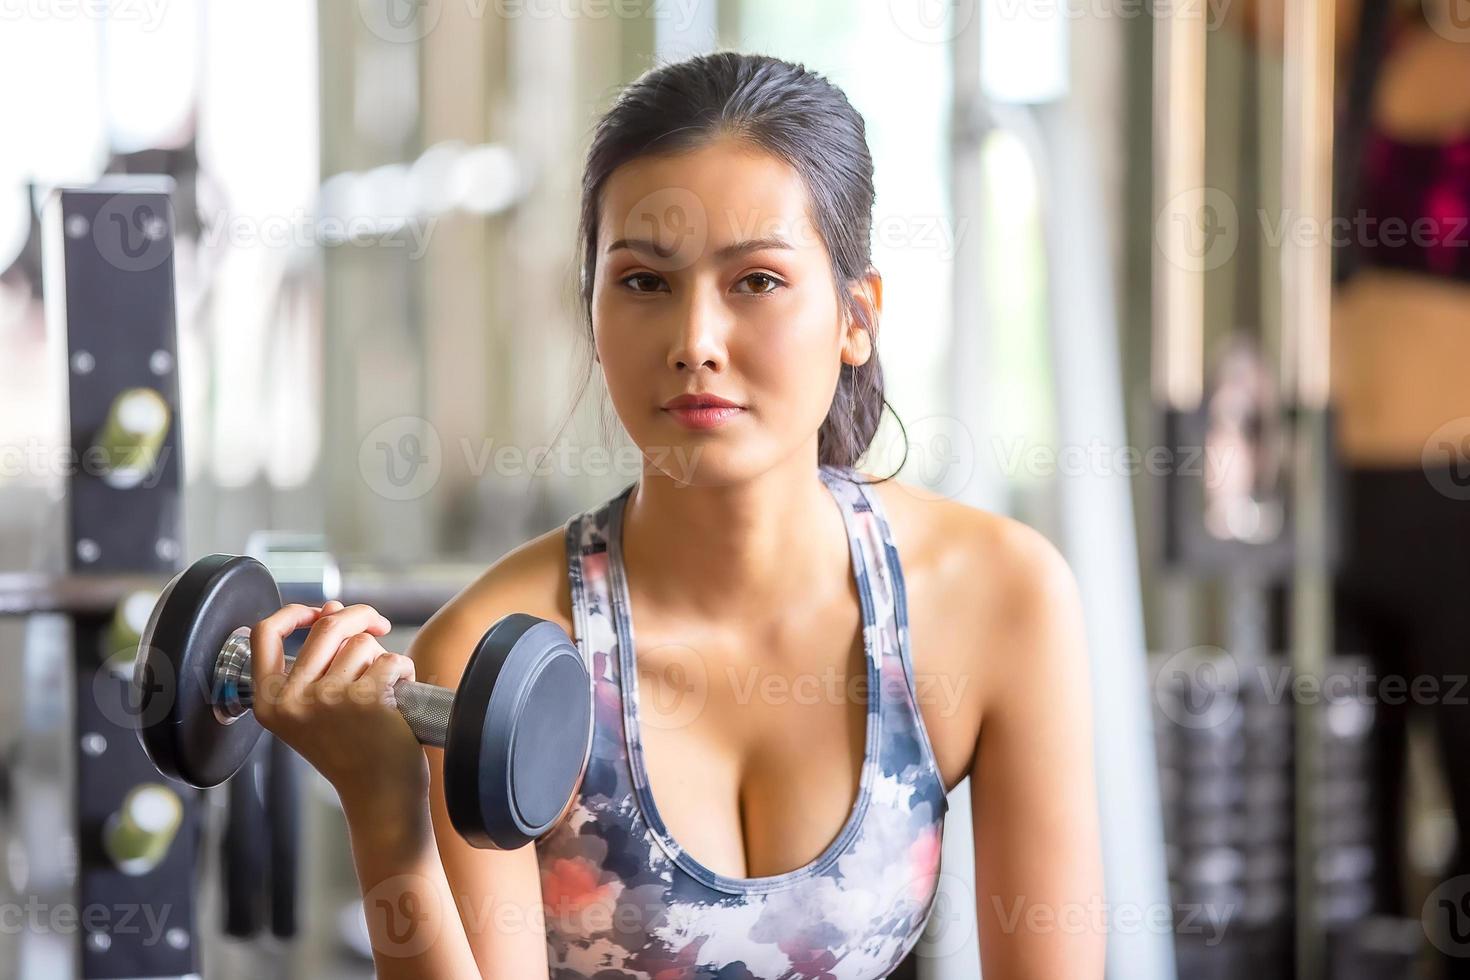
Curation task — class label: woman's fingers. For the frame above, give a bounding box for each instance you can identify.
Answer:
[323,633,387,682]
[361,653,417,708]
[365,651,416,688]
[248,603,327,723]
[286,600,392,692]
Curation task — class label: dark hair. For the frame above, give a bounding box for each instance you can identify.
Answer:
[565,51,903,478]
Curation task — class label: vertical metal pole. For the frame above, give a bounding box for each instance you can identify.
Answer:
[985,6,1178,979]
[1038,92,1180,980]
[1281,0,1335,414]
[1281,0,1336,976]
[1152,0,1206,414]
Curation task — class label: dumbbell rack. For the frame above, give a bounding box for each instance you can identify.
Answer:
[1153,649,1420,979]
[49,180,201,979]
[1154,398,1422,978]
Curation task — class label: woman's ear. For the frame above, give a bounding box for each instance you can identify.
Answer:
[841,325,872,368]
[841,268,882,367]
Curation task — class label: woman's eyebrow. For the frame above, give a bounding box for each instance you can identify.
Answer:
[605,236,795,259]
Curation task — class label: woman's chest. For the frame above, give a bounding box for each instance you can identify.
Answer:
[624,532,981,882]
[627,601,874,880]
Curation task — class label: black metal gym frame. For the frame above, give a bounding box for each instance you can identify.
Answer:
[49,178,200,978]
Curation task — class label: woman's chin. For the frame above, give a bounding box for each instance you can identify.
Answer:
[628,438,750,487]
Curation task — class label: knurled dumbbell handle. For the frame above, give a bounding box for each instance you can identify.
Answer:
[212,632,454,748]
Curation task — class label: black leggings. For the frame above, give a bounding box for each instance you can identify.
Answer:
[1324,464,1470,919]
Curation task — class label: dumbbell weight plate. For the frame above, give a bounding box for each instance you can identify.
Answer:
[445,614,592,850]
[135,554,280,787]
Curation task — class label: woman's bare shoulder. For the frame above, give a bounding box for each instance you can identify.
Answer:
[864,471,1082,681]
[861,471,1084,780]
[861,470,1067,605]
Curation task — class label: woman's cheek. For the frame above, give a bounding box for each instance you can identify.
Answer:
[735,328,833,418]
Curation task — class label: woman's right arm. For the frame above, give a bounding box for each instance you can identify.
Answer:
[342,791,489,977]
[407,561,559,977]
[340,595,552,977]
[248,539,563,977]
[247,598,510,978]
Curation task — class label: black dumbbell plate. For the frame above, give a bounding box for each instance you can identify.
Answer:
[444,614,592,850]
[134,554,280,787]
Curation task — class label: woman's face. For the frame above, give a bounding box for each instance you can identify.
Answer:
[592,138,878,487]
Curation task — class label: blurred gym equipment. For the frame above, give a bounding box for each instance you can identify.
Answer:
[18,178,201,979]
[1151,0,1424,977]
[1,178,580,976]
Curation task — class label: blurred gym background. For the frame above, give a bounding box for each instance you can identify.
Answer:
[1,0,1466,978]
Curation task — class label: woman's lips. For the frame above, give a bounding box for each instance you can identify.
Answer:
[663,405,745,430]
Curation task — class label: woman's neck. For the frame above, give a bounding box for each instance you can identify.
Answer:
[620,454,850,622]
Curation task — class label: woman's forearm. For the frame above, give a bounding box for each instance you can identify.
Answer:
[343,796,485,979]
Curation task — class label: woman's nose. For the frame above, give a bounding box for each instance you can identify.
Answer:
[666,287,728,372]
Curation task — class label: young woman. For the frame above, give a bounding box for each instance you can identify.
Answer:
[246,52,1105,979]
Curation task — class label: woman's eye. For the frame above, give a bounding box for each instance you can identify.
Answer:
[738,273,782,294]
[619,272,782,294]
[620,272,666,293]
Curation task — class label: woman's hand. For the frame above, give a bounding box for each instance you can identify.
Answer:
[248,599,428,821]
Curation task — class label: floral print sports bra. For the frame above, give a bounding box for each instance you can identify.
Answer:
[539,464,949,979]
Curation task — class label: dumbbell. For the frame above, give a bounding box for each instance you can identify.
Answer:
[131,553,593,849]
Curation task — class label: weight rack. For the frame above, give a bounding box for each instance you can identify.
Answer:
[49,179,200,978]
